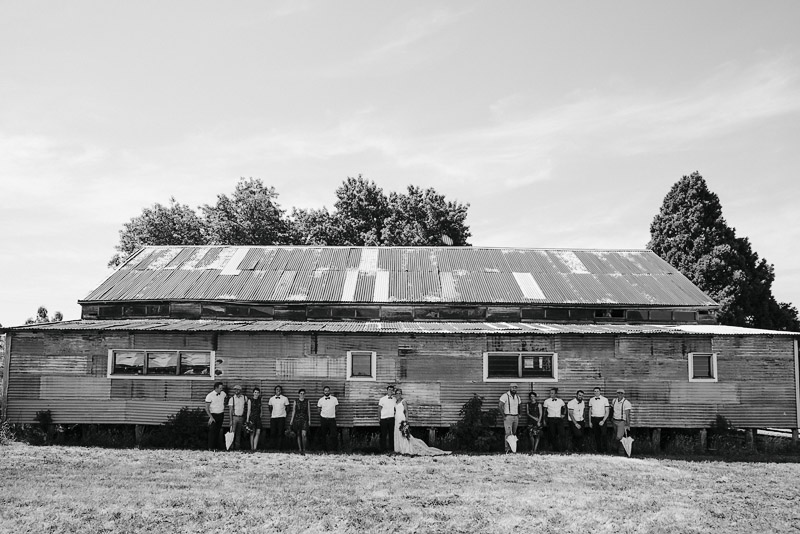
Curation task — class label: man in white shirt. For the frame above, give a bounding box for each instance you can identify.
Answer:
[204,381,227,450]
[228,384,249,451]
[378,385,396,453]
[567,390,586,452]
[588,387,610,453]
[542,387,566,452]
[499,383,521,453]
[317,386,339,452]
[268,385,291,450]
[612,389,633,455]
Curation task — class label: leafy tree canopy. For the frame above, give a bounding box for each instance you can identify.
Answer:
[291,176,471,247]
[201,178,293,246]
[24,306,63,326]
[109,197,205,267]
[649,172,798,330]
[382,185,471,246]
[111,176,472,266]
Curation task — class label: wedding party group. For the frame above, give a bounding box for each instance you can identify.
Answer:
[204,382,450,456]
[501,383,633,456]
[204,381,632,456]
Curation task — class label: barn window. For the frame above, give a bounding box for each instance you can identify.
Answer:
[346,351,377,381]
[108,350,214,379]
[112,351,144,375]
[483,352,558,382]
[688,352,717,382]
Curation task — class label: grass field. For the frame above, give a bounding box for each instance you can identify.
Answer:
[2,444,799,534]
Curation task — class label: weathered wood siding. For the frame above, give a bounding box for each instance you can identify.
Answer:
[5,330,798,429]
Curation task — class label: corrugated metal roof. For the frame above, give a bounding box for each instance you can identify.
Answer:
[82,246,718,307]
[8,319,796,336]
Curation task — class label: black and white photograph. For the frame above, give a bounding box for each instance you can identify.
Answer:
[1,2,799,533]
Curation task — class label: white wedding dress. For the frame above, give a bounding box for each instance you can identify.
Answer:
[393,401,451,456]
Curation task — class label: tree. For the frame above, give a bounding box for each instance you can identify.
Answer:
[24,306,64,325]
[649,172,799,330]
[109,197,206,267]
[381,185,471,246]
[201,178,293,246]
[294,176,471,247]
[331,176,390,246]
[289,207,341,246]
[110,176,473,267]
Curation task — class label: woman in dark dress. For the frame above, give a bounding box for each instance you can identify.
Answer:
[526,391,543,453]
[248,387,263,451]
[289,388,311,455]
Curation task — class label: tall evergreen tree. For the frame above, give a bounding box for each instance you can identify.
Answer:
[649,172,798,330]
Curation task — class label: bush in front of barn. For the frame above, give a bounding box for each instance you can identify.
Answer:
[141,407,208,449]
[448,394,502,452]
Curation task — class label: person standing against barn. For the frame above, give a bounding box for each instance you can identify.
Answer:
[228,385,249,451]
[567,390,586,452]
[499,383,521,453]
[587,386,610,453]
[289,388,311,455]
[542,387,566,452]
[205,381,227,451]
[268,385,291,450]
[526,391,543,453]
[378,384,396,453]
[248,387,263,451]
[317,385,339,453]
[611,389,633,455]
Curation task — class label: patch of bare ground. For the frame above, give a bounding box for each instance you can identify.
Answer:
[1,444,799,533]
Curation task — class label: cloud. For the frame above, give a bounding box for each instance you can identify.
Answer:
[319,7,470,76]
[121,55,798,202]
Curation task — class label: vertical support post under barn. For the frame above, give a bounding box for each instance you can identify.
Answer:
[651,428,661,453]
[745,429,754,451]
[135,425,145,448]
[698,429,707,452]
[1,334,11,420]
[428,427,436,446]
[341,427,350,451]
[792,429,798,447]
[794,339,800,434]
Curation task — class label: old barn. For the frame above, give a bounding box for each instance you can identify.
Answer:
[2,246,798,441]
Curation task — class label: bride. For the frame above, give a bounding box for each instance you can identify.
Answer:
[393,388,451,456]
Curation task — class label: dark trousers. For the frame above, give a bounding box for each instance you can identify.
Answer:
[208,413,224,450]
[320,417,337,451]
[570,421,585,451]
[591,417,607,452]
[546,417,564,452]
[231,415,245,450]
[380,417,395,452]
[270,417,286,450]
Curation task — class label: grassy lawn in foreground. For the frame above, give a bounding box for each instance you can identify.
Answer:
[1,444,799,534]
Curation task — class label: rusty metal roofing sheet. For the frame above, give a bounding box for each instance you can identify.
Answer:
[82,246,718,307]
[9,319,796,336]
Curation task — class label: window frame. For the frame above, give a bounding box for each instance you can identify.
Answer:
[483,351,558,383]
[346,350,377,381]
[687,352,718,382]
[107,349,216,380]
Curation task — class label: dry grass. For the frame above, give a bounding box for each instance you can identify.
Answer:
[2,444,799,534]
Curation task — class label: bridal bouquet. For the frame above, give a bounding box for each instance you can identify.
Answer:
[399,421,411,439]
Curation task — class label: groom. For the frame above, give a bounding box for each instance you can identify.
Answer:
[377,384,396,453]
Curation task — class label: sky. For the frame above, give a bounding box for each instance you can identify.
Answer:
[1,1,799,327]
